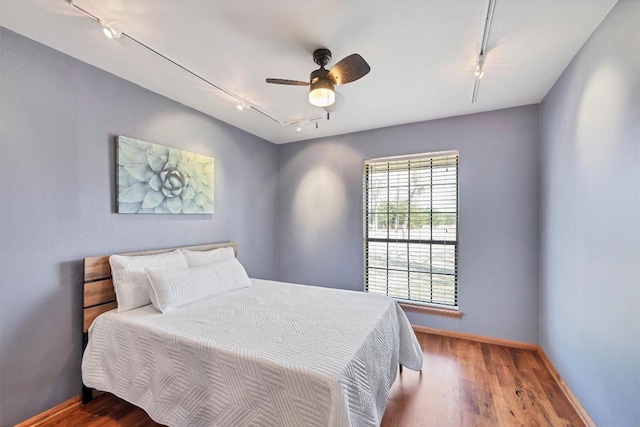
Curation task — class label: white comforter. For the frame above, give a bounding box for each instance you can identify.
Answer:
[82,279,423,427]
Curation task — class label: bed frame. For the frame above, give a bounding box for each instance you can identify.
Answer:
[81,241,238,403]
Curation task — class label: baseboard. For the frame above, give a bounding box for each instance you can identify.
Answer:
[537,347,596,427]
[412,324,596,427]
[15,395,81,427]
[411,324,540,350]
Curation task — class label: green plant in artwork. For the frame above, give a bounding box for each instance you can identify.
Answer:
[116,136,214,214]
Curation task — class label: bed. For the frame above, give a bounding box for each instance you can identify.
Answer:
[81,242,423,427]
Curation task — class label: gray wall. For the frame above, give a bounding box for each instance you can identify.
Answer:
[539,1,640,425]
[277,105,540,344]
[0,28,278,426]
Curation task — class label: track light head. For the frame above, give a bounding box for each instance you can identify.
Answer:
[474,55,485,79]
[99,19,121,39]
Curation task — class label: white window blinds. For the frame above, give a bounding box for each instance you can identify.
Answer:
[363,152,459,308]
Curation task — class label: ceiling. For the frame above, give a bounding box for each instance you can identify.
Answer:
[1,0,617,144]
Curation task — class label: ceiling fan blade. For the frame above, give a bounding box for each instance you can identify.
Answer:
[266,78,309,86]
[323,91,345,113]
[328,54,370,85]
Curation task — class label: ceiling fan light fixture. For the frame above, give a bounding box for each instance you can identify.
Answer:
[99,19,121,39]
[308,78,335,107]
[266,48,369,113]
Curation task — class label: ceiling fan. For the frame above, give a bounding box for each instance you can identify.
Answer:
[266,48,371,114]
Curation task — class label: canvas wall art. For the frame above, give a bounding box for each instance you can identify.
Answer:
[116,136,214,214]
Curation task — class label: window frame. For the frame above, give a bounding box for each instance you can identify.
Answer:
[363,151,460,316]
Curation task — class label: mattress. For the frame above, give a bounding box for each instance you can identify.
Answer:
[82,279,423,427]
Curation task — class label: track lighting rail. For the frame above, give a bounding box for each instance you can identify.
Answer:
[68,0,323,130]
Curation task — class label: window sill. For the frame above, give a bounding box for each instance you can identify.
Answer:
[399,303,463,319]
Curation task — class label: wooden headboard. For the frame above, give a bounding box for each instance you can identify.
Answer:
[82,242,238,332]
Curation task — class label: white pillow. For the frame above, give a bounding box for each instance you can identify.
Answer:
[145,257,252,313]
[109,250,188,312]
[182,246,235,267]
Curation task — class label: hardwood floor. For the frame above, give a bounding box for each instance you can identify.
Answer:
[31,332,584,427]
[381,333,584,427]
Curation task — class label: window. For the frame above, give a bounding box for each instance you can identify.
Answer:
[363,151,459,309]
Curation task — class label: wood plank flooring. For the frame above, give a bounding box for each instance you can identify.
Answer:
[381,333,584,426]
[30,332,584,426]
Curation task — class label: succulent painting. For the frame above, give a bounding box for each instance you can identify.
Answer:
[116,136,214,214]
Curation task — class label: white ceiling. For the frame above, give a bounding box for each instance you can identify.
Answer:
[1,0,617,144]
